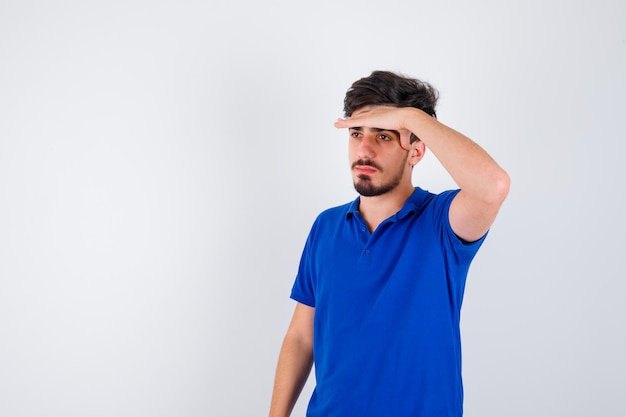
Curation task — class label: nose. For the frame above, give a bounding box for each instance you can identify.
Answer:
[357,135,376,160]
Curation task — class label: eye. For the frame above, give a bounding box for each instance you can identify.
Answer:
[350,130,362,138]
[378,134,391,141]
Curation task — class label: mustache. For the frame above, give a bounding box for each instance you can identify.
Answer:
[352,159,382,171]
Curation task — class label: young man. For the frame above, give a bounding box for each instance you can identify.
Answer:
[269,71,510,417]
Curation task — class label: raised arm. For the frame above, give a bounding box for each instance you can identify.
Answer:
[335,106,510,241]
[269,303,315,417]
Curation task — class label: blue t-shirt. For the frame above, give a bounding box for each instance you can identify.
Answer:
[290,187,486,417]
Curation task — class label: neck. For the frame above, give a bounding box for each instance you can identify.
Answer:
[358,182,415,232]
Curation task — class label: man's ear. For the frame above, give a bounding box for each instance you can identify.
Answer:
[409,140,426,166]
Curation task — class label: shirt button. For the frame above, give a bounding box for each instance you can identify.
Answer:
[365,249,370,254]
[361,227,366,232]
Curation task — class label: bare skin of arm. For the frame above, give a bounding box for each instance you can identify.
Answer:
[335,106,510,242]
[268,303,315,417]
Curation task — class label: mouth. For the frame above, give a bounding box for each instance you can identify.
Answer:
[354,165,377,175]
[352,160,382,175]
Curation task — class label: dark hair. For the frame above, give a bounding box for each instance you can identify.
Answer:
[343,70,439,119]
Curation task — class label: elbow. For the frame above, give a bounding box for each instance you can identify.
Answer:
[491,169,511,205]
[474,167,510,207]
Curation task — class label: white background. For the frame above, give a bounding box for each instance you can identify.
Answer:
[1,1,624,416]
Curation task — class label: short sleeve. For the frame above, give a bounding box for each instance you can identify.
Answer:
[290,220,318,307]
[433,189,487,263]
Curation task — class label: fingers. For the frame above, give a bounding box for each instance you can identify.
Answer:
[334,113,413,150]
[334,106,398,130]
[334,118,349,129]
[399,131,413,150]
[334,114,380,130]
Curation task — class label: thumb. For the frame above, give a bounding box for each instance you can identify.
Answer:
[399,130,412,150]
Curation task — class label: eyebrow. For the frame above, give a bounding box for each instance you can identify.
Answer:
[350,126,400,137]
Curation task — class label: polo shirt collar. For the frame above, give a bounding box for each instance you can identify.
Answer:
[346,187,430,221]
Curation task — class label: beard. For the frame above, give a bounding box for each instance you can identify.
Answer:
[352,157,407,197]
[354,175,401,197]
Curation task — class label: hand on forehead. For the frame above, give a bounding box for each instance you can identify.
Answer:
[334,106,415,150]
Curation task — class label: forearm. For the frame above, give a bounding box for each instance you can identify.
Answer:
[269,333,314,417]
[405,108,509,202]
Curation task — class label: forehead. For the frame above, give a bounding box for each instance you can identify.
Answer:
[348,106,399,135]
[351,105,375,117]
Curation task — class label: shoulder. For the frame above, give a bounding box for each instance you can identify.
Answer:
[315,200,354,223]
[303,200,354,242]
[403,187,458,216]
[429,189,460,208]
